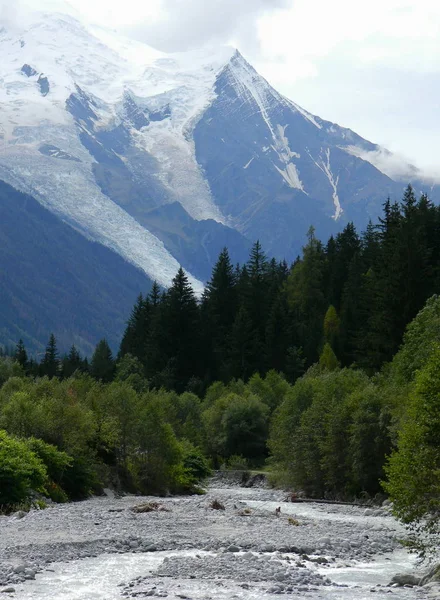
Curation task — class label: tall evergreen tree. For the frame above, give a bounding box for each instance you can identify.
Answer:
[286,226,327,365]
[229,305,255,381]
[119,294,149,361]
[40,334,59,378]
[160,268,201,392]
[265,290,291,373]
[91,339,115,383]
[202,248,237,381]
[14,339,28,369]
[325,223,360,310]
[62,345,82,378]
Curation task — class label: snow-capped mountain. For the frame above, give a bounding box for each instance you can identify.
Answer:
[0,4,437,293]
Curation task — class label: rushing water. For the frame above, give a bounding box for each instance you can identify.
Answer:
[10,487,427,600]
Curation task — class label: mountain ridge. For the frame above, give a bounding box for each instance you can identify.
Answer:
[0,6,438,351]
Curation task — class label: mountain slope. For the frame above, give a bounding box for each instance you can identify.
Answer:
[1,8,436,274]
[0,180,152,354]
[194,51,437,256]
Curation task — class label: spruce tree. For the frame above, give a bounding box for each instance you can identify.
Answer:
[286,226,327,365]
[265,291,290,373]
[161,268,201,392]
[40,334,59,378]
[91,339,115,383]
[202,248,237,380]
[14,339,28,369]
[229,305,255,381]
[62,345,82,378]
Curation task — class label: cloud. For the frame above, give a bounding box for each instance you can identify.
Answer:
[345,146,440,186]
[0,0,79,31]
[124,0,290,53]
[0,1,23,31]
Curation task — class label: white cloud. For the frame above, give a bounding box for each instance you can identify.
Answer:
[345,146,440,185]
[123,0,291,53]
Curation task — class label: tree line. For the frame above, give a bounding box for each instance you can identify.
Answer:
[11,185,440,394]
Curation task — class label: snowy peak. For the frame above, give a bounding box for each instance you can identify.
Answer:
[0,4,438,294]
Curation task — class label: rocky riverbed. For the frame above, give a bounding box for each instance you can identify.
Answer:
[0,477,438,599]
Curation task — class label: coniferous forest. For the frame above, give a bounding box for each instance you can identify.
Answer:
[1,186,440,552]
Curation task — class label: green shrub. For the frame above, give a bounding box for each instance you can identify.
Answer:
[24,437,73,484]
[384,346,440,554]
[227,455,249,470]
[0,430,47,505]
[181,441,212,482]
[45,482,69,503]
[61,453,100,500]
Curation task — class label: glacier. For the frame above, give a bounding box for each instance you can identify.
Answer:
[0,2,438,289]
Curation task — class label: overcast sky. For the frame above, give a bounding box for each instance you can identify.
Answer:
[5,0,440,175]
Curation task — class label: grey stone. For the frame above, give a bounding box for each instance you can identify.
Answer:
[390,573,420,587]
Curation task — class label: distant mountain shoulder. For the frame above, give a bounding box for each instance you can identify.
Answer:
[0,180,152,354]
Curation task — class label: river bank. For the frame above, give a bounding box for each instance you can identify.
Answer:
[0,480,438,599]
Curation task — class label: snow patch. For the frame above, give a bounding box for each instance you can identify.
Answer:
[225,56,305,192]
[243,157,254,169]
[307,147,343,220]
[288,99,322,129]
[0,127,203,293]
[0,12,231,225]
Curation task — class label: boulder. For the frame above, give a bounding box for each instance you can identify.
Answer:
[390,573,420,587]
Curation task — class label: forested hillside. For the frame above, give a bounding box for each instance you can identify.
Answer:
[1,185,439,552]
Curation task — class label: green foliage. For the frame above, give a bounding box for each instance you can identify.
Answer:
[115,353,148,393]
[0,358,25,387]
[130,395,183,494]
[319,343,340,371]
[323,305,340,345]
[24,437,73,485]
[384,346,440,552]
[227,455,249,470]
[91,339,115,383]
[247,371,290,413]
[390,295,440,383]
[269,368,385,497]
[180,440,212,484]
[0,430,47,505]
[222,394,269,464]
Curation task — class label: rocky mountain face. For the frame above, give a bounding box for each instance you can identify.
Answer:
[0,4,437,351]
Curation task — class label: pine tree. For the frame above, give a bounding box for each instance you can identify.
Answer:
[14,339,28,369]
[202,248,237,381]
[244,241,271,373]
[119,293,149,361]
[325,223,360,310]
[265,291,290,372]
[284,346,306,384]
[144,282,166,380]
[91,339,115,383]
[286,226,327,365]
[229,306,255,381]
[62,345,82,378]
[40,334,59,378]
[161,268,201,392]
